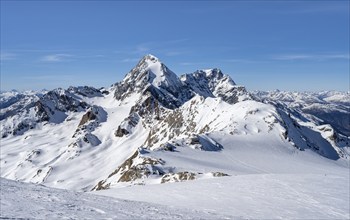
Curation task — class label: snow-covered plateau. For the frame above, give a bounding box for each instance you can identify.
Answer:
[1,54,349,219]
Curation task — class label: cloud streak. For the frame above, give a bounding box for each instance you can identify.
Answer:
[222,59,268,64]
[272,53,350,61]
[120,58,140,63]
[179,62,205,66]
[285,4,348,14]
[40,54,74,62]
[113,39,191,57]
[21,74,75,80]
[0,52,17,61]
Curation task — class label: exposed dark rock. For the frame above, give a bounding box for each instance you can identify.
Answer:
[212,172,229,177]
[161,171,196,184]
[68,86,102,97]
[92,150,166,190]
[78,110,97,126]
[187,135,223,151]
[114,113,140,137]
[92,180,110,191]
[189,136,200,145]
[34,101,50,122]
[115,126,129,137]
[282,130,288,140]
[160,143,176,152]
[118,154,163,183]
[181,69,251,104]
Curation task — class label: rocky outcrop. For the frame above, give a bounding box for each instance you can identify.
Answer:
[65,106,106,160]
[92,150,166,190]
[78,109,97,127]
[67,86,102,98]
[161,172,196,183]
[115,112,140,137]
[181,68,251,104]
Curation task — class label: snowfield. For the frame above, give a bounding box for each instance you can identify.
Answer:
[0,177,232,219]
[94,132,350,219]
[1,170,349,219]
[96,173,350,219]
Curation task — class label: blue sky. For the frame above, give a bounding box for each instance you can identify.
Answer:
[1,1,349,92]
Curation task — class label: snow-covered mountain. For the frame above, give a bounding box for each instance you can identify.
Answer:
[1,54,349,194]
[253,90,350,136]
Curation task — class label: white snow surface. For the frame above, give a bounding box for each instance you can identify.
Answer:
[96,172,350,219]
[0,177,228,219]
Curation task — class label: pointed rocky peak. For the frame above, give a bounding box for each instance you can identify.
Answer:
[180,69,234,96]
[37,87,88,117]
[201,68,236,85]
[123,54,173,84]
[114,54,184,104]
[203,68,224,78]
[142,54,160,63]
[181,68,236,88]
[128,54,181,88]
[67,86,102,98]
[181,69,250,104]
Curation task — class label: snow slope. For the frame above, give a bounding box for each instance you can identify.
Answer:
[0,178,230,219]
[96,172,350,219]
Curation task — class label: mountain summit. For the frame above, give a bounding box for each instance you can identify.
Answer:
[114,55,183,100]
[114,54,250,109]
[113,54,190,109]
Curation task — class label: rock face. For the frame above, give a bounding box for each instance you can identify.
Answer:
[113,54,190,109]
[115,113,140,137]
[92,150,166,190]
[181,68,251,104]
[78,109,97,127]
[67,105,107,160]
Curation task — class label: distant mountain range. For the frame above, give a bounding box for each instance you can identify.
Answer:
[1,54,349,191]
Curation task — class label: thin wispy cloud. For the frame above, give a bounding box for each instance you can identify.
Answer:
[285,4,348,14]
[4,49,74,53]
[180,6,228,15]
[272,53,350,61]
[135,46,150,54]
[120,58,140,63]
[164,48,191,57]
[0,52,17,61]
[179,62,204,66]
[40,54,74,62]
[222,59,268,64]
[114,39,190,57]
[165,51,183,56]
[21,74,75,80]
